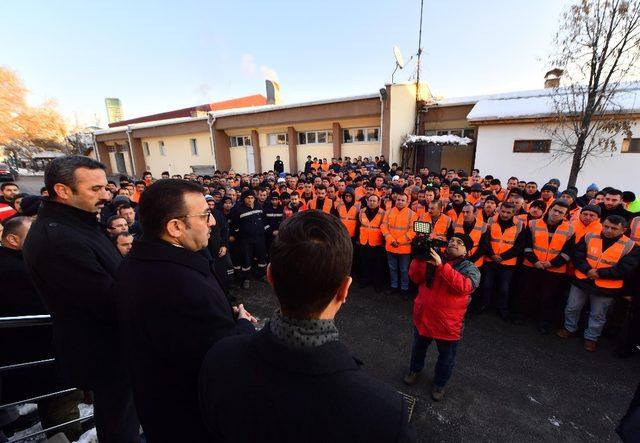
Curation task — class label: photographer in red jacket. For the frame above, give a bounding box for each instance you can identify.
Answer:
[403,233,481,401]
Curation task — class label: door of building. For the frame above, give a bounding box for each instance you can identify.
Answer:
[246,145,255,174]
[115,152,127,173]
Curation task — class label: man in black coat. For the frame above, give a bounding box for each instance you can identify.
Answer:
[22,156,140,442]
[115,179,256,442]
[199,210,416,442]
[273,155,285,174]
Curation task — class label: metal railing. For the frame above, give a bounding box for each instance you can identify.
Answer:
[0,315,94,442]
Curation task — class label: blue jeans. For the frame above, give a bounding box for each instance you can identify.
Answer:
[480,263,514,315]
[409,328,459,388]
[563,284,615,341]
[387,253,410,291]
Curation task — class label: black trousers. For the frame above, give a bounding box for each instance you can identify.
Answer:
[514,267,567,326]
[92,378,140,443]
[239,237,267,280]
[359,244,386,290]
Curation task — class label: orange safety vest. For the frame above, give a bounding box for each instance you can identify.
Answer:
[418,213,452,242]
[354,186,367,201]
[467,194,482,205]
[453,218,487,267]
[307,197,332,214]
[411,200,426,216]
[485,218,524,266]
[321,163,329,172]
[359,208,385,247]
[336,202,360,237]
[523,219,574,273]
[630,216,640,246]
[572,218,602,243]
[575,233,635,289]
[380,206,416,254]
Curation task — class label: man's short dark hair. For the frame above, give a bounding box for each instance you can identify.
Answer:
[1,182,19,191]
[162,171,170,176]
[605,189,623,197]
[114,231,133,241]
[270,211,352,317]
[107,215,126,227]
[501,202,515,210]
[138,179,203,239]
[605,214,627,228]
[44,156,105,198]
[622,191,636,203]
[142,171,152,177]
[40,186,47,195]
[549,199,570,211]
[1,216,30,242]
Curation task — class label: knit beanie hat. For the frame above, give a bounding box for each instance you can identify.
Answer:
[541,184,557,193]
[582,204,601,216]
[240,190,255,201]
[586,183,599,192]
[451,233,474,253]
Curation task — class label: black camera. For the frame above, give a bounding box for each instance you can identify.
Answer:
[411,221,448,259]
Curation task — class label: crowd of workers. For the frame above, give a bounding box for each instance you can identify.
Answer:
[1,153,639,441]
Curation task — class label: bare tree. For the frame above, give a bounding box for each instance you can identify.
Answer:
[545,0,640,187]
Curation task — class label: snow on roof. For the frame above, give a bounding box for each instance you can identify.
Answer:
[93,115,208,136]
[467,83,640,121]
[403,134,473,146]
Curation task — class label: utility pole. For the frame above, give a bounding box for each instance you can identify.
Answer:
[414,0,424,134]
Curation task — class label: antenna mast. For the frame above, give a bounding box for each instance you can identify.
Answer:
[414,0,424,134]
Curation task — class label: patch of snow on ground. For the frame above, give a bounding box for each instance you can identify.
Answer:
[548,416,562,427]
[78,403,93,418]
[9,422,43,441]
[17,168,44,176]
[73,427,97,443]
[527,395,542,405]
[18,403,38,415]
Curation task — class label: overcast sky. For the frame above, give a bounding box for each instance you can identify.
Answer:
[1,0,570,126]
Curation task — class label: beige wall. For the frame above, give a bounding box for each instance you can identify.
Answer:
[141,132,213,176]
[261,146,289,172]
[342,142,381,160]
[105,142,133,175]
[296,144,333,172]
[388,83,419,166]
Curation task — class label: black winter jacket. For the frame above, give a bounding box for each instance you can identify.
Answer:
[22,200,125,388]
[115,239,254,442]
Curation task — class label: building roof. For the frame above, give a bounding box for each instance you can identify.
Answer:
[108,94,268,128]
[403,134,473,146]
[467,83,640,122]
[94,93,380,136]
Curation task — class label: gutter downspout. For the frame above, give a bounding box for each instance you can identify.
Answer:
[126,126,138,177]
[207,113,217,171]
[379,91,385,158]
[92,133,100,162]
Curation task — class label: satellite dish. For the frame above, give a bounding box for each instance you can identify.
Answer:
[393,45,405,69]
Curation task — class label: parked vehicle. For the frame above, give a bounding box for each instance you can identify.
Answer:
[0,163,18,182]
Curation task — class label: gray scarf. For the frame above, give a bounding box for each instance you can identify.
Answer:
[269,310,339,348]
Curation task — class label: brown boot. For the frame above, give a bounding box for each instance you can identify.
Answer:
[556,328,573,339]
[403,372,421,386]
[431,384,445,402]
[583,339,597,352]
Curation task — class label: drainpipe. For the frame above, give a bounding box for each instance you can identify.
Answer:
[207,113,218,171]
[378,89,386,158]
[126,126,138,177]
[92,132,101,162]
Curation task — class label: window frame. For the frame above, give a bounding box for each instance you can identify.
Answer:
[298,130,332,145]
[159,140,166,156]
[230,135,252,147]
[143,141,150,156]
[267,133,288,146]
[342,127,381,143]
[190,138,199,156]
[512,139,551,153]
[621,137,640,153]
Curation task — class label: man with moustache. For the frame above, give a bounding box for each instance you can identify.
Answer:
[23,156,141,442]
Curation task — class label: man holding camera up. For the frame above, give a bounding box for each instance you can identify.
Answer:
[403,234,480,401]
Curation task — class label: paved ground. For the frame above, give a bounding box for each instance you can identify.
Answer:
[232,280,639,442]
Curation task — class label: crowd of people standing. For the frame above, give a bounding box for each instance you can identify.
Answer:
[1,152,639,441]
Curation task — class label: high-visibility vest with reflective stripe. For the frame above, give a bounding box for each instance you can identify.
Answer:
[572,219,602,243]
[453,218,486,267]
[0,203,17,220]
[381,207,416,254]
[523,219,574,273]
[630,216,640,246]
[307,197,332,214]
[359,208,385,246]
[485,218,523,266]
[418,213,452,242]
[336,202,360,237]
[575,233,635,289]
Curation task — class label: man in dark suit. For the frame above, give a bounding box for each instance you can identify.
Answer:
[22,156,140,442]
[199,210,416,442]
[115,179,256,442]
